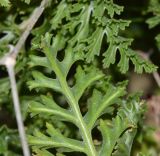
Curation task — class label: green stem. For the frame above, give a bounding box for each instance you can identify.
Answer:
[60,77,97,156]
[45,49,97,156]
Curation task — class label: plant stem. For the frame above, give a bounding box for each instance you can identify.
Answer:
[45,51,97,156]
[11,0,50,59]
[6,58,30,156]
[0,1,50,154]
[60,80,97,156]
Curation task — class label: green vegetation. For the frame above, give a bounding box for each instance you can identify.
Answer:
[0,0,159,155]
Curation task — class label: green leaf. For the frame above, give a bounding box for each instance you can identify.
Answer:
[41,33,83,78]
[28,71,61,92]
[26,0,156,155]
[0,0,10,7]
[103,41,117,68]
[147,0,160,28]
[85,27,105,62]
[59,46,84,78]
[31,32,98,155]
[29,95,76,124]
[72,66,104,101]
[98,117,128,156]
[50,0,70,30]
[29,55,52,70]
[85,19,130,63]
[84,83,126,130]
[98,96,143,156]
[103,36,157,73]
[112,130,137,156]
[68,2,93,46]
[146,16,160,28]
[93,0,123,19]
[0,126,20,155]
[29,123,86,153]
[147,0,160,50]
[32,148,55,156]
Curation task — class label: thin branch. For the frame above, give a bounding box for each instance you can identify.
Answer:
[11,0,50,59]
[0,0,50,64]
[6,58,30,156]
[0,0,50,155]
[138,50,160,88]
[153,72,160,87]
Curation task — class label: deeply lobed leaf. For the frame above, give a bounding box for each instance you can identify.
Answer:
[98,96,144,156]
[27,0,156,155]
[84,83,126,130]
[29,123,86,154]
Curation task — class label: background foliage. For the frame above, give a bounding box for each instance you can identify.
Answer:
[0,0,160,155]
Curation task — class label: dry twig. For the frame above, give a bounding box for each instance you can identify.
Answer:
[0,0,49,155]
